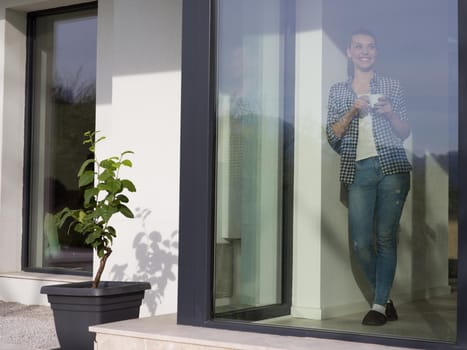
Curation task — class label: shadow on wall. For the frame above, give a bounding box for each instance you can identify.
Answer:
[111,208,178,315]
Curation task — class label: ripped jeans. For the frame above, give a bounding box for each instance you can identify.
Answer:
[348,156,410,306]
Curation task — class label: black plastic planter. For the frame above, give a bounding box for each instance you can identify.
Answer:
[41,281,151,350]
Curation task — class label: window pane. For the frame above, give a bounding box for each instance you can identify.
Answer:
[28,8,97,273]
[214,0,458,342]
[214,0,287,314]
[290,0,457,341]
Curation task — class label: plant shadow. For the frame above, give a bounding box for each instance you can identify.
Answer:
[110,208,178,315]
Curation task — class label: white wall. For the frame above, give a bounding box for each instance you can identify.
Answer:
[291,0,324,319]
[0,0,181,317]
[95,0,181,317]
[0,7,27,274]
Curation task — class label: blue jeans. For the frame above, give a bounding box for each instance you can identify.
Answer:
[348,157,410,306]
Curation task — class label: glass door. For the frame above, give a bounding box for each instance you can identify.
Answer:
[213,0,294,320]
[212,0,459,343]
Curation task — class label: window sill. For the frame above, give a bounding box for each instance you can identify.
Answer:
[0,271,90,283]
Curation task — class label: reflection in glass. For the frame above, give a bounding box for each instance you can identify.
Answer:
[28,9,97,272]
[214,0,287,315]
[325,28,412,326]
[213,0,458,343]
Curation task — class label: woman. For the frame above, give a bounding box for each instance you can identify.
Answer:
[326,29,411,326]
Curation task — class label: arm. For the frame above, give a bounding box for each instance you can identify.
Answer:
[326,87,344,153]
[331,105,361,137]
[328,93,369,138]
[384,111,411,140]
[374,83,411,141]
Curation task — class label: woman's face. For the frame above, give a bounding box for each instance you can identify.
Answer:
[347,34,377,72]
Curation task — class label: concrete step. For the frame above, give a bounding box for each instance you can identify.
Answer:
[90,314,407,350]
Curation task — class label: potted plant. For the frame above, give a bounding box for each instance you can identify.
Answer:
[41,131,150,350]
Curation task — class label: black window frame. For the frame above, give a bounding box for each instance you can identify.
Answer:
[178,0,467,349]
[22,1,98,276]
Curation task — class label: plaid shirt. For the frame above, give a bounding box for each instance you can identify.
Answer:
[326,73,412,184]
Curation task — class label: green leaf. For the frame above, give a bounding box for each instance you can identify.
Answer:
[116,194,129,203]
[97,183,112,192]
[78,158,95,177]
[95,136,106,143]
[121,150,134,156]
[119,204,134,218]
[107,179,122,193]
[79,170,95,187]
[78,210,87,222]
[56,209,76,228]
[100,158,119,169]
[84,188,99,206]
[85,229,103,245]
[98,169,114,182]
[107,226,116,236]
[101,207,118,222]
[74,223,84,233]
[97,247,105,258]
[121,159,133,167]
[121,179,136,192]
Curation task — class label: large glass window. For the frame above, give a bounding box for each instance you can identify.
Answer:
[27,6,97,273]
[214,0,291,317]
[213,0,458,343]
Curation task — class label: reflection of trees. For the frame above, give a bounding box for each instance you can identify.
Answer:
[110,208,178,315]
[53,68,96,104]
[51,72,95,176]
[43,73,96,268]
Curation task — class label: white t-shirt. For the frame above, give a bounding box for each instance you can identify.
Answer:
[356,109,378,161]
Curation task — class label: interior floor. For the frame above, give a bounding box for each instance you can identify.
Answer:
[258,293,457,343]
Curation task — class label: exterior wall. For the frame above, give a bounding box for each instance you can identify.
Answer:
[95,0,181,317]
[0,6,27,275]
[0,0,182,317]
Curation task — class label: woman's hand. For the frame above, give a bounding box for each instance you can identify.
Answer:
[354,95,370,112]
[373,95,393,116]
[374,95,411,140]
[331,96,368,138]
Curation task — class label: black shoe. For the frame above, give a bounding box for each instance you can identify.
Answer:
[386,299,398,321]
[362,310,387,326]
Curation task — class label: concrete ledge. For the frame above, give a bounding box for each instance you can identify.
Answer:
[0,271,90,282]
[0,272,90,305]
[90,314,406,350]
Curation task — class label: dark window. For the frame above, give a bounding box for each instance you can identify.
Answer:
[25,3,97,274]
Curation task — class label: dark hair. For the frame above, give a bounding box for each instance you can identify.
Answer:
[348,28,377,48]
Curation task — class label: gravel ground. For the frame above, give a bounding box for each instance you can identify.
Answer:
[0,301,59,350]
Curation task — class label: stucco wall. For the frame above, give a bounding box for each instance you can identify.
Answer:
[0,0,182,316]
[95,0,181,317]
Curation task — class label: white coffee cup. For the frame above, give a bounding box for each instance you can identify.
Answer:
[369,94,383,108]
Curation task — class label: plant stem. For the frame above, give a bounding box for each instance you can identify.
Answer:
[92,247,112,288]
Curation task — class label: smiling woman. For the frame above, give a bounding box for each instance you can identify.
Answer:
[326,28,412,326]
[347,29,377,72]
